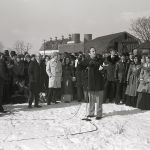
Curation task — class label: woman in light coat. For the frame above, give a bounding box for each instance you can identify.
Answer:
[46,52,62,105]
[137,55,150,110]
[125,56,141,107]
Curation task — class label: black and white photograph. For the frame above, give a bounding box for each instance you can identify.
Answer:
[0,0,150,149]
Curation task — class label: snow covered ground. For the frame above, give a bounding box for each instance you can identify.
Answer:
[0,102,150,150]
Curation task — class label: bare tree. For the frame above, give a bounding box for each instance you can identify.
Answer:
[0,41,4,52]
[14,40,32,54]
[25,42,32,53]
[14,40,25,54]
[130,16,150,42]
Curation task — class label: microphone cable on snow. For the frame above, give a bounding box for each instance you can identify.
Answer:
[1,102,99,143]
[6,119,98,143]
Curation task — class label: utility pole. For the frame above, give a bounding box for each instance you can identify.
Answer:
[43,40,46,57]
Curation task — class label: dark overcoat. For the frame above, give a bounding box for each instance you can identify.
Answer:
[28,60,43,92]
[62,64,73,94]
[13,61,25,83]
[115,60,128,83]
[75,60,83,87]
[0,60,8,85]
[87,57,104,91]
[0,59,9,103]
[40,59,48,92]
[81,60,88,90]
[24,60,30,86]
[105,55,120,81]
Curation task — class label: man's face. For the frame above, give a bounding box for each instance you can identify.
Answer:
[53,55,57,60]
[133,49,138,55]
[66,58,70,64]
[12,56,16,60]
[110,50,115,56]
[16,57,21,62]
[89,48,96,59]
[45,56,49,62]
[134,57,138,64]
[36,54,41,62]
[121,56,125,61]
[21,57,24,61]
[129,54,133,60]
[31,57,35,61]
[57,54,61,61]
[146,56,150,63]
[26,57,31,62]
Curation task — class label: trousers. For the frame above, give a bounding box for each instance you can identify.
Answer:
[28,88,39,106]
[47,88,58,104]
[88,91,103,117]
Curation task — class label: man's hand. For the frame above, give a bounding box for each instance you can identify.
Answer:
[99,65,103,71]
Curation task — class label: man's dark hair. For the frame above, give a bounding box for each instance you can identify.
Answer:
[88,47,96,53]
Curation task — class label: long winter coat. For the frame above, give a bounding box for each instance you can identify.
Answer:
[24,60,30,86]
[105,55,120,81]
[28,60,43,92]
[75,60,83,87]
[87,57,104,91]
[62,64,73,95]
[0,59,9,100]
[46,58,62,88]
[0,60,8,85]
[137,64,150,93]
[125,64,141,96]
[81,60,88,90]
[115,60,128,83]
[13,61,25,83]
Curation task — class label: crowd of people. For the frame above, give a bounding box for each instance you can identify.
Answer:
[0,48,150,119]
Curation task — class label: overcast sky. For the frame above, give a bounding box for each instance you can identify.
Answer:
[0,0,150,53]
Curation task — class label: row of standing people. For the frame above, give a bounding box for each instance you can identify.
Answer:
[0,52,33,112]
[45,48,104,120]
[44,48,150,120]
[0,51,51,111]
[0,48,104,120]
[0,51,87,111]
[1,49,150,112]
[103,50,150,110]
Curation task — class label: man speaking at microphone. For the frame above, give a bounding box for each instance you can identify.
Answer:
[87,47,104,120]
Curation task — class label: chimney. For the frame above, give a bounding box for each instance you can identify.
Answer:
[68,34,72,41]
[72,33,80,43]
